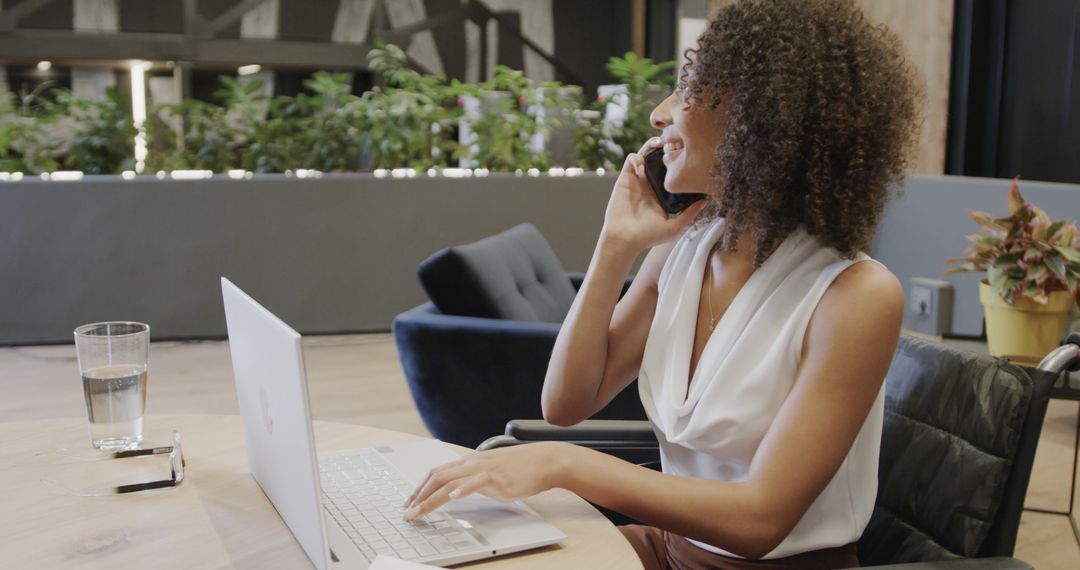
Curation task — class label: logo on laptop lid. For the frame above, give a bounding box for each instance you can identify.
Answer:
[259,387,274,434]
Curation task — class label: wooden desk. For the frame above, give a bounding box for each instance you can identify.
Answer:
[0,414,641,569]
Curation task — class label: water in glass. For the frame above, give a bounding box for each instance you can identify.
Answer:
[82,364,148,450]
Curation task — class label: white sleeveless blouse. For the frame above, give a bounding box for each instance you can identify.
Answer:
[638,218,885,559]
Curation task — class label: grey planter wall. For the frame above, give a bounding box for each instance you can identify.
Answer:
[1,174,616,344]
[3,173,1078,345]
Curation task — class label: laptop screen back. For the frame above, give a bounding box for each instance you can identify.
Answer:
[221,277,329,570]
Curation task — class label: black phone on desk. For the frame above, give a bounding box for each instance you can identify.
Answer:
[643,148,706,215]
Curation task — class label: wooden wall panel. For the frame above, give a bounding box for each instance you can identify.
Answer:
[706,0,953,174]
[855,0,953,174]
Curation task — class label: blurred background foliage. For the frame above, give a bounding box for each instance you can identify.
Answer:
[0,47,674,175]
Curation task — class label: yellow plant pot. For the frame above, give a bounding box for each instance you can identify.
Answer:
[980,281,1074,358]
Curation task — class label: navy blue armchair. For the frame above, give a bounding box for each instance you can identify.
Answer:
[392,224,645,449]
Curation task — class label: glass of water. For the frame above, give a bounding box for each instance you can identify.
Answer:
[74,322,150,451]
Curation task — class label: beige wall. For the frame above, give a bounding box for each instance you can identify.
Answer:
[706,0,953,174]
[856,0,953,174]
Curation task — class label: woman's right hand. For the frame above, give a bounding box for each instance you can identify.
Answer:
[601,137,707,256]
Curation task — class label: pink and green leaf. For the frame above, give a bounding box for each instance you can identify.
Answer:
[1055,245,1080,264]
[1007,176,1024,214]
[1022,283,1049,304]
[1052,223,1077,246]
[992,251,1023,267]
[1046,253,1067,278]
[1031,206,1052,229]
[968,210,996,226]
[1029,264,1050,283]
[993,217,1017,232]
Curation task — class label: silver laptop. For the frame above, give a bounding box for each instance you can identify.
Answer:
[221,278,566,569]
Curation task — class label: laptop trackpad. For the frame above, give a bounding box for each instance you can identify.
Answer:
[445,496,563,548]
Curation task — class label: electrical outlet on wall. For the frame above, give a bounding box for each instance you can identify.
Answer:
[911,286,933,316]
[903,277,954,336]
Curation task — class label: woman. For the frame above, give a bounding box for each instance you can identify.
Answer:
[404,0,920,567]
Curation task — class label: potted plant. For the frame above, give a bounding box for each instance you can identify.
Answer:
[604,51,674,159]
[455,65,544,171]
[54,87,136,174]
[146,97,235,172]
[574,52,675,170]
[524,82,581,167]
[363,41,458,170]
[570,103,611,170]
[0,83,66,174]
[242,90,311,173]
[293,72,366,172]
[946,177,1080,357]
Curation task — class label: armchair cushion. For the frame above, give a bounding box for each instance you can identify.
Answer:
[417,223,577,322]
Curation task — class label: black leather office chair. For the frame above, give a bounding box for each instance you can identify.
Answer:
[479,334,1080,568]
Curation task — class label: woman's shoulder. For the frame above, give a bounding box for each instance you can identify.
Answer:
[815,258,904,334]
[832,257,901,298]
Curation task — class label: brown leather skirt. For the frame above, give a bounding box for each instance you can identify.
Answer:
[619,525,860,570]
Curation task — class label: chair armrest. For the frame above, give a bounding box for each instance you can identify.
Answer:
[478,419,660,468]
[869,558,1032,569]
[505,419,657,444]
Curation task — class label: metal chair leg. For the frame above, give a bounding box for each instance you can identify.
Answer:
[1070,401,1080,543]
[1025,400,1080,546]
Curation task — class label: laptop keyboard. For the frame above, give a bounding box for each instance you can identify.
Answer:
[320,449,482,562]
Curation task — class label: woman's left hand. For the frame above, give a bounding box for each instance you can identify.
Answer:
[402,442,572,521]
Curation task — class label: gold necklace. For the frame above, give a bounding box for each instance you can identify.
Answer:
[706,251,721,332]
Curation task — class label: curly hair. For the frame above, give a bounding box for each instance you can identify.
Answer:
[682,0,922,265]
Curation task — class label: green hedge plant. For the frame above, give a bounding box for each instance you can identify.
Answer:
[4,44,677,175]
[571,52,675,170]
[57,87,137,174]
[0,83,64,174]
[362,41,459,170]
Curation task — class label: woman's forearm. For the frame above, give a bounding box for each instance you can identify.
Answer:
[541,235,640,424]
[555,444,784,560]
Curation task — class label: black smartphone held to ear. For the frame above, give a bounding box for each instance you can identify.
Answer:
[643,148,706,215]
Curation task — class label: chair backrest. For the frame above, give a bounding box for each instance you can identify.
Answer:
[417,223,577,323]
[857,335,1056,564]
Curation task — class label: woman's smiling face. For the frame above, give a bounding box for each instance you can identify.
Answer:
[649,89,726,197]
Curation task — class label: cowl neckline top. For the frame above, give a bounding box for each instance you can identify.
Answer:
[636,217,885,559]
[639,216,874,452]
